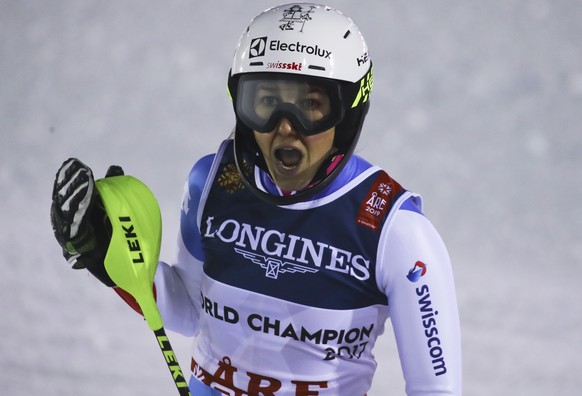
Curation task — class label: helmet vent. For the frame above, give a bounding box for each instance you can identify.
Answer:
[250,62,264,67]
[308,65,325,71]
[343,30,351,39]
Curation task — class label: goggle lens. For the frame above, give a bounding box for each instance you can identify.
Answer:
[236,74,344,136]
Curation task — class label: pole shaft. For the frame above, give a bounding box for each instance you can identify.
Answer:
[153,328,193,396]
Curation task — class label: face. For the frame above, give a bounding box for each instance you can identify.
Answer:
[254,122,335,192]
[249,79,337,192]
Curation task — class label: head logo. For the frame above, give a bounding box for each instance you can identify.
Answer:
[249,37,267,58]
[351,66,374,108]
[279,5,316,31]
[407,261,427,282]
[356,52,369,67]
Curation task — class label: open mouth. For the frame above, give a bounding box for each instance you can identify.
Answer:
[274,147,303,169]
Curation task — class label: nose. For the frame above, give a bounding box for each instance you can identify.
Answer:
[275,118,297,137]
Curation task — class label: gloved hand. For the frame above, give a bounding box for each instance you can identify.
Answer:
[50,158,124,287]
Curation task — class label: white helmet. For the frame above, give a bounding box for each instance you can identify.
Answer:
[227,3,373,204]
[231,3,371,82]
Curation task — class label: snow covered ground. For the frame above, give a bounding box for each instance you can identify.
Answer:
[1,1,581,394]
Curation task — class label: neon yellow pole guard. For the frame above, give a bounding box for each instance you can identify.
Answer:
[95,175,163,331]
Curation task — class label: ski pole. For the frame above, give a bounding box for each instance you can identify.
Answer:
[95,175,193,396]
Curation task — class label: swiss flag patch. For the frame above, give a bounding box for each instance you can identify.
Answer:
[356,171,402,231]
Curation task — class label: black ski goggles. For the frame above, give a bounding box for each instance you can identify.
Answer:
[235,73,346,136]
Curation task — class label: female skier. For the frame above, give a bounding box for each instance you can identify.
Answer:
[50,3,461,395]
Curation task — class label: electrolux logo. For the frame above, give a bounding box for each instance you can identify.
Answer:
[248,36,332,60]
[270,40,331,59]
[249,36,267,58]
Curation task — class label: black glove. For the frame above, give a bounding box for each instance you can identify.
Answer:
[50,158,124,287]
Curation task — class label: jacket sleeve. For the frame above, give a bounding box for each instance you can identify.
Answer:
[377,195,462,395]
[153,154,215,336]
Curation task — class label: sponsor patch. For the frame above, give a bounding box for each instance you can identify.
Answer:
[356,171,402,231]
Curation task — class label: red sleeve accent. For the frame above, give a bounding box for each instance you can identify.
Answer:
[112,284,157,316]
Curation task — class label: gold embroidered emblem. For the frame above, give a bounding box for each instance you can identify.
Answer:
[217,164,244,193]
